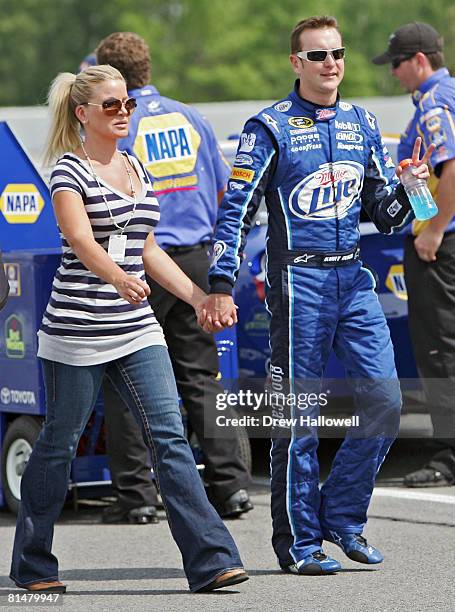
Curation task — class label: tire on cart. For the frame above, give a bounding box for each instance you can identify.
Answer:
[1,416,43,514]
[236,418,252,474]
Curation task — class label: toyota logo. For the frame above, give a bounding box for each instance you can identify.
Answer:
[1,387,11,404]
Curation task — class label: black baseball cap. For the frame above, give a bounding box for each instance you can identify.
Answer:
[372,22,443,65]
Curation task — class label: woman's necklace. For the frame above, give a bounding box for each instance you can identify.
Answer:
[80,141,137,235]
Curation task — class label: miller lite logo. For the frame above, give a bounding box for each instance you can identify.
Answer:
[289,161,364,220]
[315,108,336,121]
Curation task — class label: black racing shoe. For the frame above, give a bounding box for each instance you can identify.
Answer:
[404,466,454,488]
[102,503,158,524]
[404,450,455,487]
[217,489,254,518]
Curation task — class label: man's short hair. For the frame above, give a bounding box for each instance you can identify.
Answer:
[425,51,445,71]
[96,32,151,90]
[291,16,341,54]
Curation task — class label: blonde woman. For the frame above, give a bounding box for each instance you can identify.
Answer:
[10,65,247,594]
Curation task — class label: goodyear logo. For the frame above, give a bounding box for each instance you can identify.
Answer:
[133,112,201,178]
[288,116,314,129]
[1,184,44,224]
[230,167,255,183]
[385,264,407,300]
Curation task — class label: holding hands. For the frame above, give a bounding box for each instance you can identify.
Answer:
[197,294,238,333]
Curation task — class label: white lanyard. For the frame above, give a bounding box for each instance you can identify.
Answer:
[80,142,137,235]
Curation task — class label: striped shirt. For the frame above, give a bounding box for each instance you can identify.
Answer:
[38,152,166,366]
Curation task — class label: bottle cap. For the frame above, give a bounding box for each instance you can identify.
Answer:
[399,158,414,169]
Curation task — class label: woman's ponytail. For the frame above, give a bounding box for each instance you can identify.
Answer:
[44,73,80,166]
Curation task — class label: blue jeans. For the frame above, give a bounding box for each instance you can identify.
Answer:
[10,346,243,592]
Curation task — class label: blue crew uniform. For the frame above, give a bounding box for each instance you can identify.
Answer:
[398,67,455,481]
[119,85,230,248]
[209,81,411,567]
[108,85,252,512]
[398,68,455,234]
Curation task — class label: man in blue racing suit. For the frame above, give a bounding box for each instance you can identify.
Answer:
[201,15,433,575]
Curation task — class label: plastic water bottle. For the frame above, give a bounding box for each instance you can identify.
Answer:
[399,159,438,221]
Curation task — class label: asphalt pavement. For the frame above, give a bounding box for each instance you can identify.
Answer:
[0,436,454,611]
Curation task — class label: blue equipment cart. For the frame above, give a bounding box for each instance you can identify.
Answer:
[0,122,243,513]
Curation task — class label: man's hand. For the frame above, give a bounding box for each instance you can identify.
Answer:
[414,225,444,262]
[396,137,435,181]
[197,294,238,333]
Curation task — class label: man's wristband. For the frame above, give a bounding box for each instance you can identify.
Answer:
[209,277,234,296]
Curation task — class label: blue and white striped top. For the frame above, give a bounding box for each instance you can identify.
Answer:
[37,152,166,366]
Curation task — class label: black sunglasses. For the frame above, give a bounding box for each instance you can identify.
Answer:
[296,47,346,62]
[391,55,414,70]
[84,97,137,116]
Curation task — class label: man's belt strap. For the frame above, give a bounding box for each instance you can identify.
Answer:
[280,244,360,268]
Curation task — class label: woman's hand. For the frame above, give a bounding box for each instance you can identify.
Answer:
[113,274,151,304]
[197,294,238,333]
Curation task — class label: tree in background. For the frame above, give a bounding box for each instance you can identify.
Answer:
[0,0,454,106]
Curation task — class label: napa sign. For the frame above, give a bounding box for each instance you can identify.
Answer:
[0,183,45,224]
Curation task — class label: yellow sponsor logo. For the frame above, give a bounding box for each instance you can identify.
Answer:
[230,167,255,182]
[426,116,441,132]
[133,112,201,178]
[288,116,314,129]
[385,264,407,300]
[1,184,44,224]
[153,174,198,192]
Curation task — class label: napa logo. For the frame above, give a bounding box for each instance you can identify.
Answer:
[1,184,44,224]
[289,161,363,220]
[386,264,407,300]
[133,112,201,178]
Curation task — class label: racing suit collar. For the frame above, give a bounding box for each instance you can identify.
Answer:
[128,84,160,97]
[289,80,339,121]
[411,68,449,105]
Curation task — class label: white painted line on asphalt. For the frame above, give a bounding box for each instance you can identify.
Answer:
[373,488,455,505]
[254,478,455,505]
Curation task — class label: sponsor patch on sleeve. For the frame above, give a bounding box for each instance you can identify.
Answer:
[212,241,227,263]
[229,181,245,190]
[426,116,442,132]
[234,153,253,166]
[429,129,446,147]
[387,200,402,218]
[230,167,255,182]
[420,107,442,124]
[239,133,256,152]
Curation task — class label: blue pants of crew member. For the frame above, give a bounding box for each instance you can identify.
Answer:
[10,346,243,592]
[267,262,401,567]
